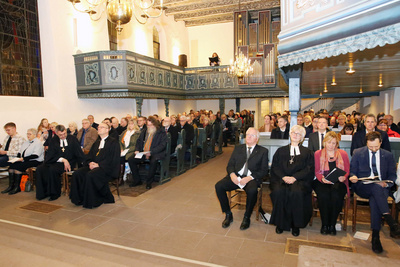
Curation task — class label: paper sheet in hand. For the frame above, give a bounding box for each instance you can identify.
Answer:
[8,158,22,163]
[324,167,347,183]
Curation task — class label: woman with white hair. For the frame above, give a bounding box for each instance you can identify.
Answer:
[270,125,315,236]
[1,128,44,195]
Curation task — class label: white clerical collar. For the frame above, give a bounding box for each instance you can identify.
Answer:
[99,135,108,149]
[290,145,300,156]
[60,139,68,147]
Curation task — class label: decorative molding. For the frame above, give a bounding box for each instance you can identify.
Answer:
[104,62,124,84]
[278,22,400,67]
[84,63,100,85]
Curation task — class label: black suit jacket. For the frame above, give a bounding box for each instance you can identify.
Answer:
[86,136,120,178]
[308,130,330,152]
[178,123,194,147]
[91,122,99,130]
[135,128,167,160]
[45,135,85,168]
[270,127,289,139]
[390,123,400,134]
[350,146,396,186]
[166,125,179,153]
[350,128,391,155]
[226,144,269,185]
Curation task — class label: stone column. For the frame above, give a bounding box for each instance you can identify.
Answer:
[219,98,225,115]
[281,64,302,130]
[164,98,170,117]
[235,98,240,113]
[136,97,143,117]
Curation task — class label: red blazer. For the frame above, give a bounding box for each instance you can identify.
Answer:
[314,149,350,202]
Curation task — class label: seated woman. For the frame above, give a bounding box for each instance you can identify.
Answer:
[37,118,51,143]
[339,123,355,136]
[1,128,44,195]
[377,119,400,138]
[43,122,58,149]
[258,115,275,133]
[67,121,78,138]
[119,119,141,185]
[270,125,314,236]
[314,131,350,235]
[209,52,220,66]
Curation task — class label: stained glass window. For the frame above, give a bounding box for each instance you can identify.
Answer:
[0,0,43,96]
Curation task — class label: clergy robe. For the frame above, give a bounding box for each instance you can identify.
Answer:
[269,145,314,231]
[70,136,120,209]
[36,135,85,200]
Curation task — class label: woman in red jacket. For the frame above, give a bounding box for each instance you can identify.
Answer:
[314,131,350,236]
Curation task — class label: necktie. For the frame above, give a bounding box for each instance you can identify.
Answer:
[320,133,324,149]
[243,147,251,177]
[4,136,12,151]
[371,152,378,177]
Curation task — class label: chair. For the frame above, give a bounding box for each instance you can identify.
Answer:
[62,171,75,196]
[158,133,171,184]
[352,192,396,232]
[209,124,216,158]
[217,123,223,154]
[27,167,36,191]
[227,184,263,221]
[189,128,198,169]
[309,190,349,231]
[172,129,186,176]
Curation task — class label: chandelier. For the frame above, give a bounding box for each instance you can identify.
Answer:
[227,52,253,80]
[67,0,167,33]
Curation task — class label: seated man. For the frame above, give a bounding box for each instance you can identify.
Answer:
[177,115,194,149]
[35,125,85,201]
[128,116,167,189]
[0,122,26,167]
[162,116,178,154]
[215,127,269,230]
[77,118,98,154]
[270,116,289,139]
[308,116,330,152]
[70,123,120,209]
[350,131,400,254]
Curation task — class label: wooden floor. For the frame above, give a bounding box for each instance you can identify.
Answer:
[0,145,399,266]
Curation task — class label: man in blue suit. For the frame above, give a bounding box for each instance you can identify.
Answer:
[350,131,400,254]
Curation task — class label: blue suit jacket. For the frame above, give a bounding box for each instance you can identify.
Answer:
[350,128,390,155]
[350,146,396,187]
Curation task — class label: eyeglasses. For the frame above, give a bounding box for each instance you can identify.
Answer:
[290,132,302,136]
[246,134,257,138]
[378,124,387,127]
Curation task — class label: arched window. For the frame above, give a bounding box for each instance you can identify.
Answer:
[108,21,117,51]
[153,26,160,60]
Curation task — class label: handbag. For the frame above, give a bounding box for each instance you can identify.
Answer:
[20,175,30,192]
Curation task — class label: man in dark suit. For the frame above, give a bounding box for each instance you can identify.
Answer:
[350,114,391,155]
[70,122,120,209]
[35,125,85,201]
[137,116,147,131]
[350,131,400,253]
[128,116,167,189]
[308,116,330,152]
[178,115,194,149]
[215,127,269,230]
[270,115,289,139]
[87,115,98,130]
[162,116,178,154]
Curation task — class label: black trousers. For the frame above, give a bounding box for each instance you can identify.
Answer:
[9,160,41,172]
[314,181,347,226]
[128,155,158,185]
[0,155,9,167]
[35,162,64,200]
[270,181,312,230]
[215,176,259,218]
[70,166,114,209]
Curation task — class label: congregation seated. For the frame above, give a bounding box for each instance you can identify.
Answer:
[1,128,44,195]
[119,117,128,134]
[118,119,141,185]
[333,114,347,131]
[43,122,58,148]
[70,122,120,209]
[162,117,178,154]
[37,118,52,143]
[339,123,354,137]
[128,116,167,189]
[384,114,400,134]
[87,114,98,130]
[137,116,147,131]
[0,122,26,167]
[77,118,99,154]
[270,125,314,236]
[349,131,400,253]
[308,116,330,153]
[270,115,289,139]
[67,121,78,138]
[220,114,231,146]
[177,115,194,150]
[314,131,350,236]
[103,118,119,140]
[36,125,85,201]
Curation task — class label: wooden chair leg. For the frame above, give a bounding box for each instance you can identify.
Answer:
[256,188,262,221]
[352,196,357,233]
[343,197,348,231]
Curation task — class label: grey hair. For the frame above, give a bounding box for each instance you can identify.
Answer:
[27,128,37,136]
[290,125,306,141]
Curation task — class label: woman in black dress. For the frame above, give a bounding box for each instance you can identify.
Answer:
[270,125,314,236]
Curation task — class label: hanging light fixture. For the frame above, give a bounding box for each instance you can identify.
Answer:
[227,52,254,81]
[346,53,355,75]
[359,77,363,93]
[331,69,337,86]
[323,81,328,93]
[378,73,383,87]
[67,0,166,34]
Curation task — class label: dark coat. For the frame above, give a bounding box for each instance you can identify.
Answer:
[307,130,330,153]
[166,125,179,153]
[135,128,168,160]
[350,128,391,155]
[45,134,85,168]
[178,123,194,148]
[270,127,289,139]
[86,136,120,179]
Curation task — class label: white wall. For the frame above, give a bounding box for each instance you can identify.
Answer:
[187,22,234,67]
[359,88,400,123]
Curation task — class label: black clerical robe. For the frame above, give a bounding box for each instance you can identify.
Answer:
[36,135,84,200]
[70,136,120,209]
[269,145,314,230]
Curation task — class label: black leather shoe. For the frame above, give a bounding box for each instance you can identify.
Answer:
[49,195,59,201]
[372,236,383,254]
[329,225,337,236]
[320,225,328,235]
[240,216,250,230]
[222,213,233,228]
[292,227,300,237]
[390,224,400,239]
[146,184,152,190]
[275,226,283,234]
[129,181,142,187]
